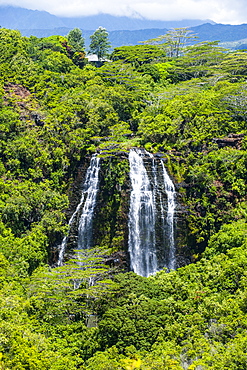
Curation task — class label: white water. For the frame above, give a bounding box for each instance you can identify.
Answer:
[77,155,100,251]
[57,203,81,266]
[161,161,176,270]
[128,149,176,276]
[57,155,100,266]
[59,149,176,276]
[128,149,158,277]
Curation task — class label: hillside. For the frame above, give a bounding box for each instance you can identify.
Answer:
[0,27,246,369]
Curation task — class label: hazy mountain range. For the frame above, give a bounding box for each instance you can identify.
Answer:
[1,5,247,49]
[0,6,212,31]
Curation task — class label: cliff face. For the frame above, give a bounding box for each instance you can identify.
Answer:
[93,152,130,257]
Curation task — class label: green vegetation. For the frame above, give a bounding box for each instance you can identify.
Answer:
[89,26,111,60]
[0,26,246,368]
[142,27,198,58]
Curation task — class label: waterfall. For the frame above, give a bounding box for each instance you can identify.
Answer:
[57,154,100,265]
[128,149,176,277]
[57,203,80,266]
[128,149,158,277]
[161,161,176,270]
[58,149,176,275]
[77,155,100,250]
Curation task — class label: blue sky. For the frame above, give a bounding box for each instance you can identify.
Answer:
[0,0,246,24]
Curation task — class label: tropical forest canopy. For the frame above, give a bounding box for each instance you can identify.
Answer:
[0,26,246,369]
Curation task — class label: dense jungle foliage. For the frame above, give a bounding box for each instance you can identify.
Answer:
[0,27,247,369]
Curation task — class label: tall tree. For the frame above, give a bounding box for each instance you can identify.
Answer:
[89,26,111,60]
[67,28,86,68]
[143,27,197,58]
[67,28,85,53]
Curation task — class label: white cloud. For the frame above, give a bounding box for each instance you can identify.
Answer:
[132,0,219,21]
[0,0,247,24]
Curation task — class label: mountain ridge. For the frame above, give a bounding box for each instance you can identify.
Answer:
[18,24,247,49]
[1,6,247,49]
[0,5,212,31]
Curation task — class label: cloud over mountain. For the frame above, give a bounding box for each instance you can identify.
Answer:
[0,0,247,24]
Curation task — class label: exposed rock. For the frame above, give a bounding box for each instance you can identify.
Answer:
[4,83,45,126]
[31,112,45,126]
[213,133,244,149]
[4,83,31,99]
[104,251,128,271]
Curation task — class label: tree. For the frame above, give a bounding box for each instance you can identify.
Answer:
[164,28,197,57]
[111,45,165,66]
[89,27,111,60]
[170,41,226,81]
[143,27,197,58]
[67,28,85,53]
[218,51,247,78]
[67,28,86,68]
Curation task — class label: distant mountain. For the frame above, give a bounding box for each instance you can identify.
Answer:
[220,38,247,50]
[0,5,211,31]
[19,24,247,50]
[58,14,210,32]
[19,27,170,48]
[20,27,73,38]
[0,5,64,29]
[109,29,168,48]
[191,23,247,43]
[2,5,247,50]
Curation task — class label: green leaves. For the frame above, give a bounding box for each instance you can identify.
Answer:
[40,50,74,73]
[204,220,247,258]
[89,27,111,60]
[0,28,28,64]
[0,24,247,370]
[111,45,165,66]
[85,246,247,367]
[67,28,85,53]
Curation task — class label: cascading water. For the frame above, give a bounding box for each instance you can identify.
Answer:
[128,149,176,277]
[58,149,176,276]
[77,155,100,251]
[128,149,158,277]
[57,203,81,266]
[161,161,176,270]
[57,154,100,265]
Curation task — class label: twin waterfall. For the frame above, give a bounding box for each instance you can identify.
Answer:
[58,149,176,276]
